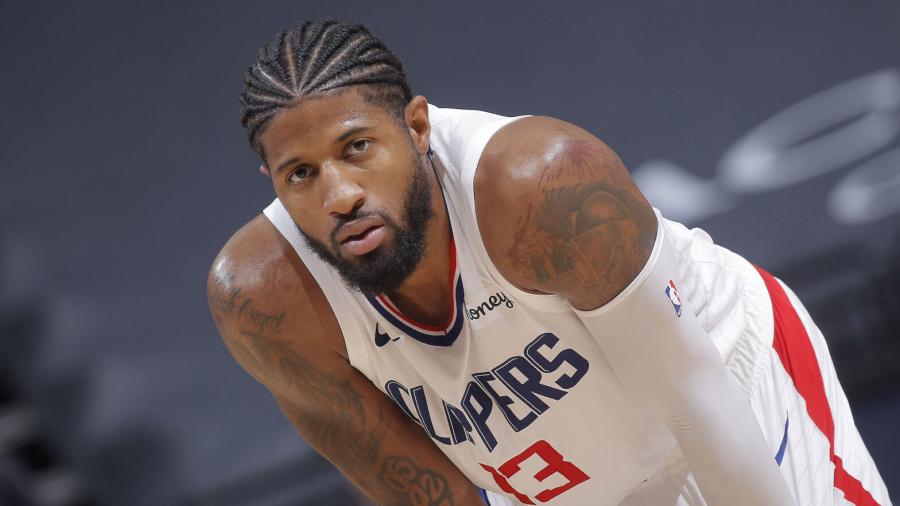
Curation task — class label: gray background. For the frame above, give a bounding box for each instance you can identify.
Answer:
[1,1,898,505]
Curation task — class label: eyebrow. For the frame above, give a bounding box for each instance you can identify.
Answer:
[336,125,369,142]
[273,125,371,175]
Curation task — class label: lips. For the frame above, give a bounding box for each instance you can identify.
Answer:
[336,215,387,256]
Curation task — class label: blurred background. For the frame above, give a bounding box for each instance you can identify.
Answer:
[1,1,898,505]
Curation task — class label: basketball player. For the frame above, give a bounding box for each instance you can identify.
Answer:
[207,21,891,506]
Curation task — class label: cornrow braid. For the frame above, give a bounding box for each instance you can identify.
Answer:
[239,20,412,158]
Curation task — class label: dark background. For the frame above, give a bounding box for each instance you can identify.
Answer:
[1,1,898,505]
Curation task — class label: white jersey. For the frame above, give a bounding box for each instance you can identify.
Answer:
[262,105,797,505]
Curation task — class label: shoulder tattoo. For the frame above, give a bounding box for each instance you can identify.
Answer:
[509,138,656,309]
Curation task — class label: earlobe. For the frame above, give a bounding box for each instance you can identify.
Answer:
[259,165,271,177]
[405,95,431,155]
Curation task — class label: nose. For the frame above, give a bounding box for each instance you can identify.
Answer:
[321,162,365,217]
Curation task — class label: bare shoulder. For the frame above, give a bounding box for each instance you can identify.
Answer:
[474,116,657,310]
[206,214,347,391]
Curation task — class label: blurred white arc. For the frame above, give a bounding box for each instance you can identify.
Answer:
[634,69,900,225]
[632,160,736,223]
[719,69,900,193]
[828,147,900,224]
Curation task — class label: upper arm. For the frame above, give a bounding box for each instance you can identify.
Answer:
[476,120,797,503]
[207,215,482,505]
[475,116,657,310]
[206,214,340,387]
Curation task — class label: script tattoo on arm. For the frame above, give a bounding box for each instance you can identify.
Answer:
[210,284,284,376]
[509,137,656,309]
[211,281,461,505]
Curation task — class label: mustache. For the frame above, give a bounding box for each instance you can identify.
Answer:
[329,209,398,250]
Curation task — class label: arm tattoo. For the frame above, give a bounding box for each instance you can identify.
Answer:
[381,456,456,506]
[510,138,656,308]
[212,282,386,468]
[211,284,285,374]
[213,283,461,503]
[247,331,389,472]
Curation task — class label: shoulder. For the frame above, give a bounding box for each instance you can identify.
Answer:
[474,116,657,309]
[208,214,301,295]
[207,214,347,391]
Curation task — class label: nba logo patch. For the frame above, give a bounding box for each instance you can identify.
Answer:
[665,280,682,317]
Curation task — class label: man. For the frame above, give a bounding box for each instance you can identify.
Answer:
[207,20,890,506]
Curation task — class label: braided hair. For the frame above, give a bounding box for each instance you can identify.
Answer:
[239,20,412,158]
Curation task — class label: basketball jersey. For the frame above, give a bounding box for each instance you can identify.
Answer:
[263,104,775,505]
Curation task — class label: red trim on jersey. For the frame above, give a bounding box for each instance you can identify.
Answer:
[755,266,880,506]
[376,240,458,333]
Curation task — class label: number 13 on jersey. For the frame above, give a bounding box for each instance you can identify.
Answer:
[480,440,590,504]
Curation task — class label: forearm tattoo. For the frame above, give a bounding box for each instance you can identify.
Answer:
[381,456,456,506]
[212,281,462,504]
[213,282,386,464]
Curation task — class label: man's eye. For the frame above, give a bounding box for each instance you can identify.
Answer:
[288,167,310,183]
[347,139,371,156]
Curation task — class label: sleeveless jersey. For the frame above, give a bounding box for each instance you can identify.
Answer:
[263,104,774,505]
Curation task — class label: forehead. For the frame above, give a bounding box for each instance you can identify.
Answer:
[259,88,397,162]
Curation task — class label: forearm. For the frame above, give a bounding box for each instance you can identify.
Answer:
[652,351,792,505]
[276,379,485,506]
[572,218,794,506]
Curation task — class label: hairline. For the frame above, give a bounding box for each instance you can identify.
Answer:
[255,83,412,165]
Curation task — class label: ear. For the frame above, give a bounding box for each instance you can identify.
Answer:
[259,165,271,177]
[404,95,431,156]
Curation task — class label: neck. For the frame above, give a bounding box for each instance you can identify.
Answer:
[383,154,453,327]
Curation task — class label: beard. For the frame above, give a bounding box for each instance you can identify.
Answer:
[297,154,434,295]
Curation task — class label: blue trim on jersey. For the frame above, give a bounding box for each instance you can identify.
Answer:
[478,487,491,505]
[365,274,466,347]
[775,415,789,465]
